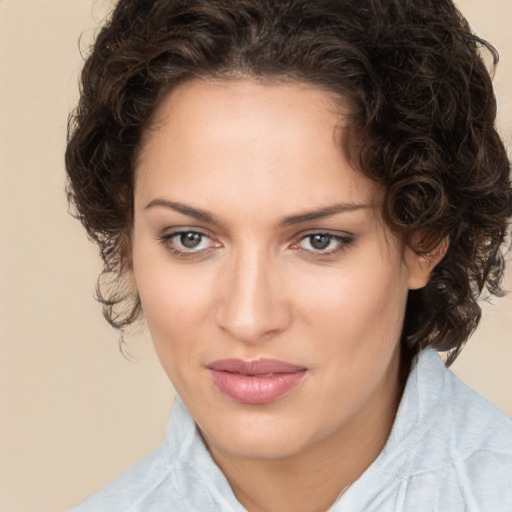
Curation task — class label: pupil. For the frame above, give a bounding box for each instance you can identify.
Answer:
[311,234,331,250]
[181,232,202,249]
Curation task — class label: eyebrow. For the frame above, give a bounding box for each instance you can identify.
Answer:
[144,199,222,224]
[144,198,368,226]
[279,202,369,226]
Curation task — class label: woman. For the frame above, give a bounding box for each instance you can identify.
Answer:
[66,0,512,510]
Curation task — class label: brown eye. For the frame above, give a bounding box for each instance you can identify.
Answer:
[159,230,215,254]
[295,232,354,256]
[180,232,203,249]
[309,234,332,250]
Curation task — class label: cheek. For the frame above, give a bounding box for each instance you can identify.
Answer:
[294,249,408,355]
[134,265,216,398]
[132,246,214,353]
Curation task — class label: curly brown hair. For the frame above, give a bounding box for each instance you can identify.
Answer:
[66,0,512,365]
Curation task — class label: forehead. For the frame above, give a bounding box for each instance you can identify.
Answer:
[135,78,382,218]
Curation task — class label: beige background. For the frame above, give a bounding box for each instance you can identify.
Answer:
[0,1,510,511]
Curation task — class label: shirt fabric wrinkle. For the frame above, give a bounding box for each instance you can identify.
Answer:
[68,348,512,512]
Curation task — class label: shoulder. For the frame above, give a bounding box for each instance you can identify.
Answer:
[408,348,512,448]
[65,398,237,512]
[440,357,512,505]
[402,349,512,509]
[433,350,512,459]
[66,442,223,512]
[66,443,176,512]
[339,349,512,511]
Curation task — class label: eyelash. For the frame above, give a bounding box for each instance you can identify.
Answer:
[293,232,354,256]
[158,230,217,259]
[158,230,354,259]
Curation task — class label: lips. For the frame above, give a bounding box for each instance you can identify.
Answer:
[207,358,307,404]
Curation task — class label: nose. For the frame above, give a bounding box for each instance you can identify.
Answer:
[215,249,290,344]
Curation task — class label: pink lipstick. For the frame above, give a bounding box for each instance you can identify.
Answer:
[207,359,307,404]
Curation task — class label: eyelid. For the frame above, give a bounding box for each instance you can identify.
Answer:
[158,227,222,256]
[160,226,216,240]
[157,227,354,259]
[291,228,354,243]
[290,230,355,255]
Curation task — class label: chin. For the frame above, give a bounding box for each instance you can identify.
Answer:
[212,431,307,461]
[199,410,315,461]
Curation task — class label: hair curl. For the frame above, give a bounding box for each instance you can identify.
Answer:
[66,0,512,364]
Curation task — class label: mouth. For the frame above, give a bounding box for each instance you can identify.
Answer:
[206,358,308,404]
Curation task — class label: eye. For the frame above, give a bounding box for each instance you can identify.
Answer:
[304,234,335,251]
[159,229,218,254]
[295,232,353,255]
[177,232,206,250]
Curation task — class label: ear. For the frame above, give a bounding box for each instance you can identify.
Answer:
[405,236,449,290]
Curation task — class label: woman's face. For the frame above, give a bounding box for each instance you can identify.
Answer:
[132,78,428,460]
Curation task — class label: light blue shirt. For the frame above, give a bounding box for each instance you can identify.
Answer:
[68,349,512,511]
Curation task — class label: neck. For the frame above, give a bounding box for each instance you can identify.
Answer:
[204,345,406,512]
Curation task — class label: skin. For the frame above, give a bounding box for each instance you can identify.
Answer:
[131,78,440,512]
